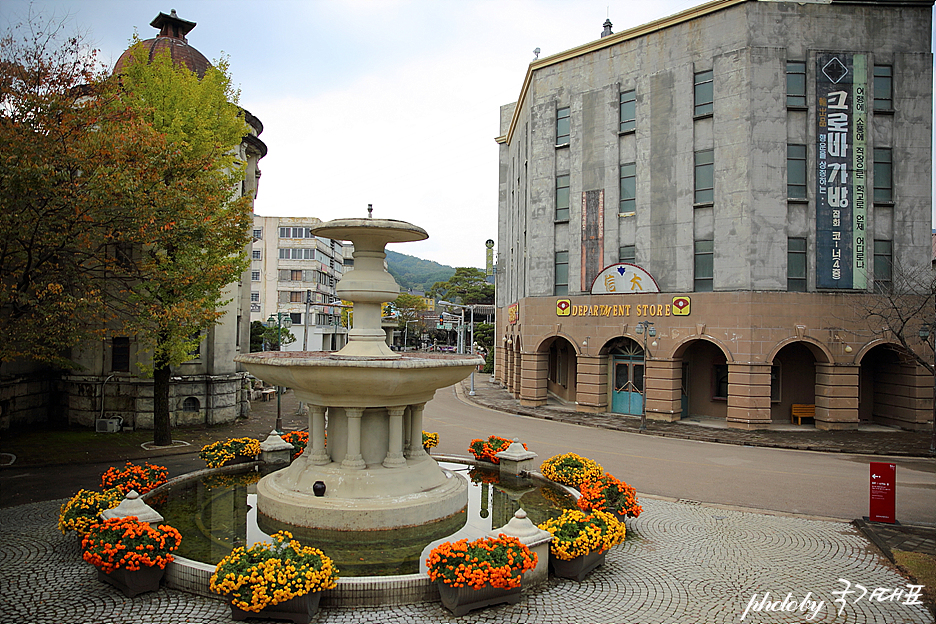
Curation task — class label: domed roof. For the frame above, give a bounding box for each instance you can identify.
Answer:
[113,10,211,78]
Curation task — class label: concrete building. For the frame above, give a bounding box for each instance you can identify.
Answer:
[250,216,347,352]
[494,0,933,430]
[1,11,267,432]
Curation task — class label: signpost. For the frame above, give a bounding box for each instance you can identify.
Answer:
[869,462,896,524]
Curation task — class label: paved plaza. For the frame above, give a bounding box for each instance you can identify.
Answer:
[1,494,932,624]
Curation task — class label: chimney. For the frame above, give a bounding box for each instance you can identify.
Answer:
[601,19,613,38]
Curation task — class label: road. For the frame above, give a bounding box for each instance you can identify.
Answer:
[425,385,936,525]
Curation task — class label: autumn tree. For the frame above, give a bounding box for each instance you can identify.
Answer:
[0,17,168,369]
[111,42,252,445]
[428,267,494,305]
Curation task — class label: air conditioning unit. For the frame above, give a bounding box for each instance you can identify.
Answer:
[95,417,122,433]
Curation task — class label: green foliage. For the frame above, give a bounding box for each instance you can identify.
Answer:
[385,250,455,292]
[249,320,295,352]
[428,267,494,305]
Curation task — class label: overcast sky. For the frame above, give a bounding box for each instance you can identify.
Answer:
[3,0,934,268]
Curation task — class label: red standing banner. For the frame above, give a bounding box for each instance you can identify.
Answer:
[869,462,896,524]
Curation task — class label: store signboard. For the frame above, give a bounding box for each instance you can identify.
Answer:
[816,52,868,289]
[590,263,660,294]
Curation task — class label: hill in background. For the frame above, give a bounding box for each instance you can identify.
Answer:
[385,250,457,292]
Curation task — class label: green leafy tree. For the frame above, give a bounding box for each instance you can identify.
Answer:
[428,267,494,305]
[113,42,252,445]
[250,320,296,352]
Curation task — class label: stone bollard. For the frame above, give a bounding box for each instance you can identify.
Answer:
[260,430,294,467]
[101,490,164,524]
[488,508,552,588]
[495,438,537,477]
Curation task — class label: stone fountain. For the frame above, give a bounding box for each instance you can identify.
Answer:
[235,217,483,532]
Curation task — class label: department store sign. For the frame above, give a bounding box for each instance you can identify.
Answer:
[556,296,690,318]
[816,52,867,290]
[590,263,660,294]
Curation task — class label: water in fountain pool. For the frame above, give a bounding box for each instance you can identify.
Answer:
[150,462,577,577]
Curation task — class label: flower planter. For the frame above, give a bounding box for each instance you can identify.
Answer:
[97,565,165,598]
[549,549,606,582]
[437,582,522,617]
[229,591,321,624]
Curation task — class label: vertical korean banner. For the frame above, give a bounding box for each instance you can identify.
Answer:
[815,53,867,289]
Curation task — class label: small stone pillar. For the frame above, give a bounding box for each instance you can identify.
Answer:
[260,430,294,466]
[383,406,407,467]
[342,407,366,469]
[495,438,537,477]
[488,509,552,587]
[406,403,428,459]
[101,490,164,524]
[307,406,330,465]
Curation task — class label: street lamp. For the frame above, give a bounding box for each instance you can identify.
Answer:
[635,321,656,431]
[265,312,292,433]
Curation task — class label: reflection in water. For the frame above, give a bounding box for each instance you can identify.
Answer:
[152,463,576,577]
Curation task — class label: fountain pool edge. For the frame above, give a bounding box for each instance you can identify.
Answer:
[155,454,577,606]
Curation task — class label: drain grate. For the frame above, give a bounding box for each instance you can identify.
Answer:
[677,498,701,505]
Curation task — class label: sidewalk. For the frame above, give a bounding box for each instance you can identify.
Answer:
[459,375,935,457]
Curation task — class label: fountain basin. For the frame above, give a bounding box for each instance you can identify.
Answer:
[234,351,483,407]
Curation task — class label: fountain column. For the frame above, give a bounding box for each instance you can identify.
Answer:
[383,406,407,468]
[342,407,366,469]
[308,405,330,465]
[406,402,428,459]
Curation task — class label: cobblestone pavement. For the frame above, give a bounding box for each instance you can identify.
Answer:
[460,378,935,457]
[2,497,931,624]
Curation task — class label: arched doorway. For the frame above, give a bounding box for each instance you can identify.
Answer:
[678,339,728,420]
[859,343,931,429]
[608,338,644,415]
[546,337,577,403]
[771,342,817,422]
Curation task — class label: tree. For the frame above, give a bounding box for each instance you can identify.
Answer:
[111,43,252,445]
[392,293,428,349]
[0,16,168,369]
[428,267,494,305]
[250,320,296,352]
[853,260,935,453]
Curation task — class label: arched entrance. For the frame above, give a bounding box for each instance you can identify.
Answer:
[770,342,817,422]
[608,338,644,415]
[546,337,577,403]
[859,343,931,429]
[677,339,729,420]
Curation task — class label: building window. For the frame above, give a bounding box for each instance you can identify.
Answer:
[694,69,713,117]
[619,89,636,133]
[252,249,261,260]
[787,237,807,292]
[290,291,304,303]
[554,251,569,295]
[290,269,303,281]
[873,65,892,110]
[712,363,728,399]
[182,397,200,412]
[250,291,260,302]
[694,239,714,292]
[279,227,313,238]
[873,148,892,202]
[290,312,302,325]
[694,149,714,204]
[252,228,262,240]
[786,61,806,108]
[251,270,260,281]
[555,174,570,221]
[619,245,636,263]
[556,106,570,145]
[112,337,130,372]
[189,331,201,358]
[619,163,636,215]
[770,365,781,402]
[279,248,316,260]
[874,240,892,293]
[787,144,807,200]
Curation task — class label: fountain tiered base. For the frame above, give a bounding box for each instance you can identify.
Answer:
[235,217,483,532]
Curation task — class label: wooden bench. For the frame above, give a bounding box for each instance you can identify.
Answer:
[260,388,276,402]
[791,403,815,425]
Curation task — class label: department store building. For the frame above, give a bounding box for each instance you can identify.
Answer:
[494,0,933,430]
